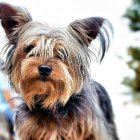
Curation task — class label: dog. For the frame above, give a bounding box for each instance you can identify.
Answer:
[0,2,119,140]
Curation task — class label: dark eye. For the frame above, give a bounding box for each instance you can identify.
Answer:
[24,45,35,53]
[56,49,68,60]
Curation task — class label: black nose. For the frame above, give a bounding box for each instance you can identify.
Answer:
[38,64,52,76]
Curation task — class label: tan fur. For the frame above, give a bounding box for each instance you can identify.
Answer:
[16,112,94,140]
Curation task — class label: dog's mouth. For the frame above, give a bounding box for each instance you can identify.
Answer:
[39,76,48,82]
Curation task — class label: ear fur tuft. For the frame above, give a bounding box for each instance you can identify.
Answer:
[0,2,32,44]
[69,17,113,61]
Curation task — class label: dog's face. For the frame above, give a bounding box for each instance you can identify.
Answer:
[0,3,112,109]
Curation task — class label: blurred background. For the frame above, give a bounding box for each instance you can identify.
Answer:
[0,0,140,140]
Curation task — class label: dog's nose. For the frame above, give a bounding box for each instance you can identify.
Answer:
[38,64,52,76]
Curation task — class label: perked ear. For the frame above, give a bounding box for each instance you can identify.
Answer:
[69,17,113,61]
[0,2,32,44]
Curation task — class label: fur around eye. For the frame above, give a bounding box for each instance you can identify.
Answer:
[57,49,68,59]
[24,45,35,53]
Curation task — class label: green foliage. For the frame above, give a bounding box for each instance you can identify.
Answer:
[124,0,140,31]
[123,0,140,103]
[128,47,140,60]
[122,47,140,103]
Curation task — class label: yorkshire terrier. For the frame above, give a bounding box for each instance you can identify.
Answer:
[0,2,119,140]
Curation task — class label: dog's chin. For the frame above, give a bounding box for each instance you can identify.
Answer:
[20,77,71,109]
[30,94,49,111]
[39,76,48,82]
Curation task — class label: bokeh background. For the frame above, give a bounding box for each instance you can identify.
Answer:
[0,0,140,140]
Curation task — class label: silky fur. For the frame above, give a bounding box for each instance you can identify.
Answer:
[15,84,115,140]
[0,2,119,140]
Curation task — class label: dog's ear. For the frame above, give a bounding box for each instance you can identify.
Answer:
[0,3,32,44]
[69,17,113,61]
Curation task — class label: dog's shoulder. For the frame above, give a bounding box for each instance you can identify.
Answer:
[90,80,114,123]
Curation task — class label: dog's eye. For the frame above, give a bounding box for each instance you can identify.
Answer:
[56,49,68,60]
[24,45,35,53]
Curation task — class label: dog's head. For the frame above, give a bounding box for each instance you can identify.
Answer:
[0,3,112,109]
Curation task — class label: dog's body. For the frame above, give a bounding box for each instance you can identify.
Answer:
[15,81,118,140]
[0,3,119,140]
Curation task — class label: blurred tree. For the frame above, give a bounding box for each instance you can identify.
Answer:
[124,0,140,31]
[123,0,140,103]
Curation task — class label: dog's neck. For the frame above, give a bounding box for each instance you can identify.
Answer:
[20,92,85,116]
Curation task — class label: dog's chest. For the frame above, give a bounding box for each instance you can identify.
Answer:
[15,96,95,140]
